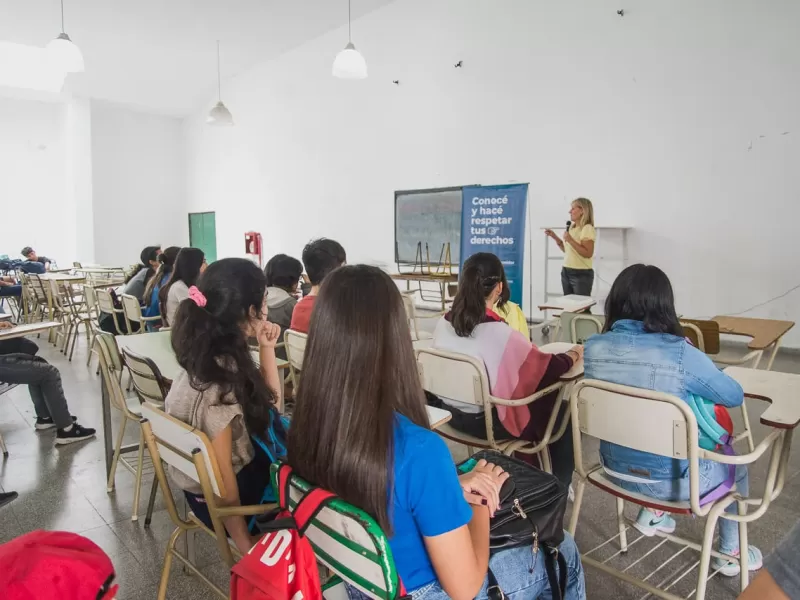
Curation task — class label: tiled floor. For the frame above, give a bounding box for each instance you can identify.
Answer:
[1,328,798,599]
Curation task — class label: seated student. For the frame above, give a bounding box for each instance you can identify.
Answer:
[289,238,346,333]
[159,247,206,327]
[288,265,586,600]
[0,276,22,299]
[584,264,761,576]
[142,246,179,324]
[18,247,50,274]
[121,246,161,305]
[264,254,303,334]
[432,252,582,488]
[165,258,282,554]
[0,323,95,445]
[493,287,530,340]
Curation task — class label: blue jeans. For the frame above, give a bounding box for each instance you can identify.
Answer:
[346,532,586,600]
[609,461,748,552]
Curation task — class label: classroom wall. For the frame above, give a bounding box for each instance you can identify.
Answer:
[0,96,72,263]
[184,0,800,345]
[91,101,188,266]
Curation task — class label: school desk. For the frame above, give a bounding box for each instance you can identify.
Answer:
[712,316,795,371]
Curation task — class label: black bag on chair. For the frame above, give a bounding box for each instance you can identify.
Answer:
[457,450,569,600]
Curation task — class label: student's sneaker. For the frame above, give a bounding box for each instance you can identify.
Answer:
[713,546,763,577]
[55,423,96,446]
[35,415,77,431]
[0,491,18,509]
[633,508,677,537]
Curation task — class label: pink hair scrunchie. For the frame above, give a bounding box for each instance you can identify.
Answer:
[188,286,207,308]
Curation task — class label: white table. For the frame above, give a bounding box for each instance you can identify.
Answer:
[538,294,596,314]
[539,341,585,380]
[0,313,13,321]
[116,330,287,382]
[0,321,61,340]
[426,405,452,430]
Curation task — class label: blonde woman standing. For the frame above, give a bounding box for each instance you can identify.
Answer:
[545,197,595,296]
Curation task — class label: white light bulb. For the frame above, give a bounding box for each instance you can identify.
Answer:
[47,33,84,73]
[332,42,367,79]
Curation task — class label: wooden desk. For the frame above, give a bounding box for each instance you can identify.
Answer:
[712,316,795,371]
[725,366,800,430]
[117,331,288,382]
[426,405,452,430]
[0,321,61,340]
[538,295,596,313]
[391,272,459,311]
[539,342,584,380]
[0,313,13,321]
[39,273,86,282]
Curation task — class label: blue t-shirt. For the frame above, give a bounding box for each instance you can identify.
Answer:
[390,414,472,591]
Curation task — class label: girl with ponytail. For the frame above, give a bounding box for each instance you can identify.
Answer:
[165,258,282,554]
[432,252,583,487]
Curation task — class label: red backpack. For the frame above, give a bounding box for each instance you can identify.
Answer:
[231,464,334,600]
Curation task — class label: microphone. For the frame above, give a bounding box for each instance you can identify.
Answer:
[566,220,571,232]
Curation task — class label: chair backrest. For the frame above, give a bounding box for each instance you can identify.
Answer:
[120,293,144,323]
[95,333,138,417]
[285,329,308,372]
[27,274,48,303]
[83,284,98,318]
[95,288,118,314]
[571,379,700,463]
[122,347,169,405]
[559,311,605,344]
[270,464,402,600]
[416,347,489,408]
[680,319,721,355]
[73,261,82,268]
[401,293,421,339]
[141,403,223,497]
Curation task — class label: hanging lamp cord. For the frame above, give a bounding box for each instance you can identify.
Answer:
[60,0,65,33]
[217,40,222,102]
[348,0,352,42]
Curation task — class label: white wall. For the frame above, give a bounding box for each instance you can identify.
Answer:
[91,101,188,265]
[184,0,800,345]
[0,96,72,263]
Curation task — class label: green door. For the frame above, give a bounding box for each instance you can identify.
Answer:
[188,212,217,263]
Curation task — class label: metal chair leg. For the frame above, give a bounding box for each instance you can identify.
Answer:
[568,479,586,535]
[616,497,628,553]
[145,477,159,527]
[738,500,749,592]
[106,418,128,493]
[131,430,145,521]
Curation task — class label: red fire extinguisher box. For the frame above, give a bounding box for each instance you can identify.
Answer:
[244,232,263,267]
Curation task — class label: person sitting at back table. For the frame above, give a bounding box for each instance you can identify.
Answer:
[142,246,179,326]
[121,245,161,305]
[264,254,303,345]
[165,258,282,554]
[433,252,582,488]
[583,263,762,577]
[21,247,52,269]
[0,323,95,445]
[159,247,206,327]
[288,264,586,600]
[289,238,346,334]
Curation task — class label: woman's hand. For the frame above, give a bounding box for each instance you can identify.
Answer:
[563,230,573,243]
[567,345,584,363]
[256,320,281,349]
[459,459,509,517]
[0,321,14,330]
[544,229,557,240]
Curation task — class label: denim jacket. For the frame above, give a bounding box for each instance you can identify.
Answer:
[583,319,744,480]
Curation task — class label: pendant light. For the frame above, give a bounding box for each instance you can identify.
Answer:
[47,0,84,73]
[332,0,367,79]
[207,41,234,126]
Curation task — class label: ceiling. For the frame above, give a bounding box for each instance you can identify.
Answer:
[0,0,394,116]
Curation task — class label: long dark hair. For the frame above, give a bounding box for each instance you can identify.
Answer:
[264,254,303,293]
[159,247,205,318]
[603,264,683,336]
[287,265,429,534]
[144,246,180,301]
[450,252,508,337]
[125,245,161,284]
[171,258,277,435]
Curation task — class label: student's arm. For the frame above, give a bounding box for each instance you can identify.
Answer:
[425,511,490,600]
[684,343,744,408]
[257,320,283,412]
[738,571,790,600]
[210,425,256,554]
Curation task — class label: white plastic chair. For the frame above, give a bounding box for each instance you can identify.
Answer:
[568,378,787,600]
[558,311,605,344]
[95,289,126,335]
[140,403,277,600]
[284,328,308,390]
[401,292,443,349]
[416,347,571,473]
[120,293,161,334]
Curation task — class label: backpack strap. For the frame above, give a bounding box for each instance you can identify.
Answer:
[277,464,335,535]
